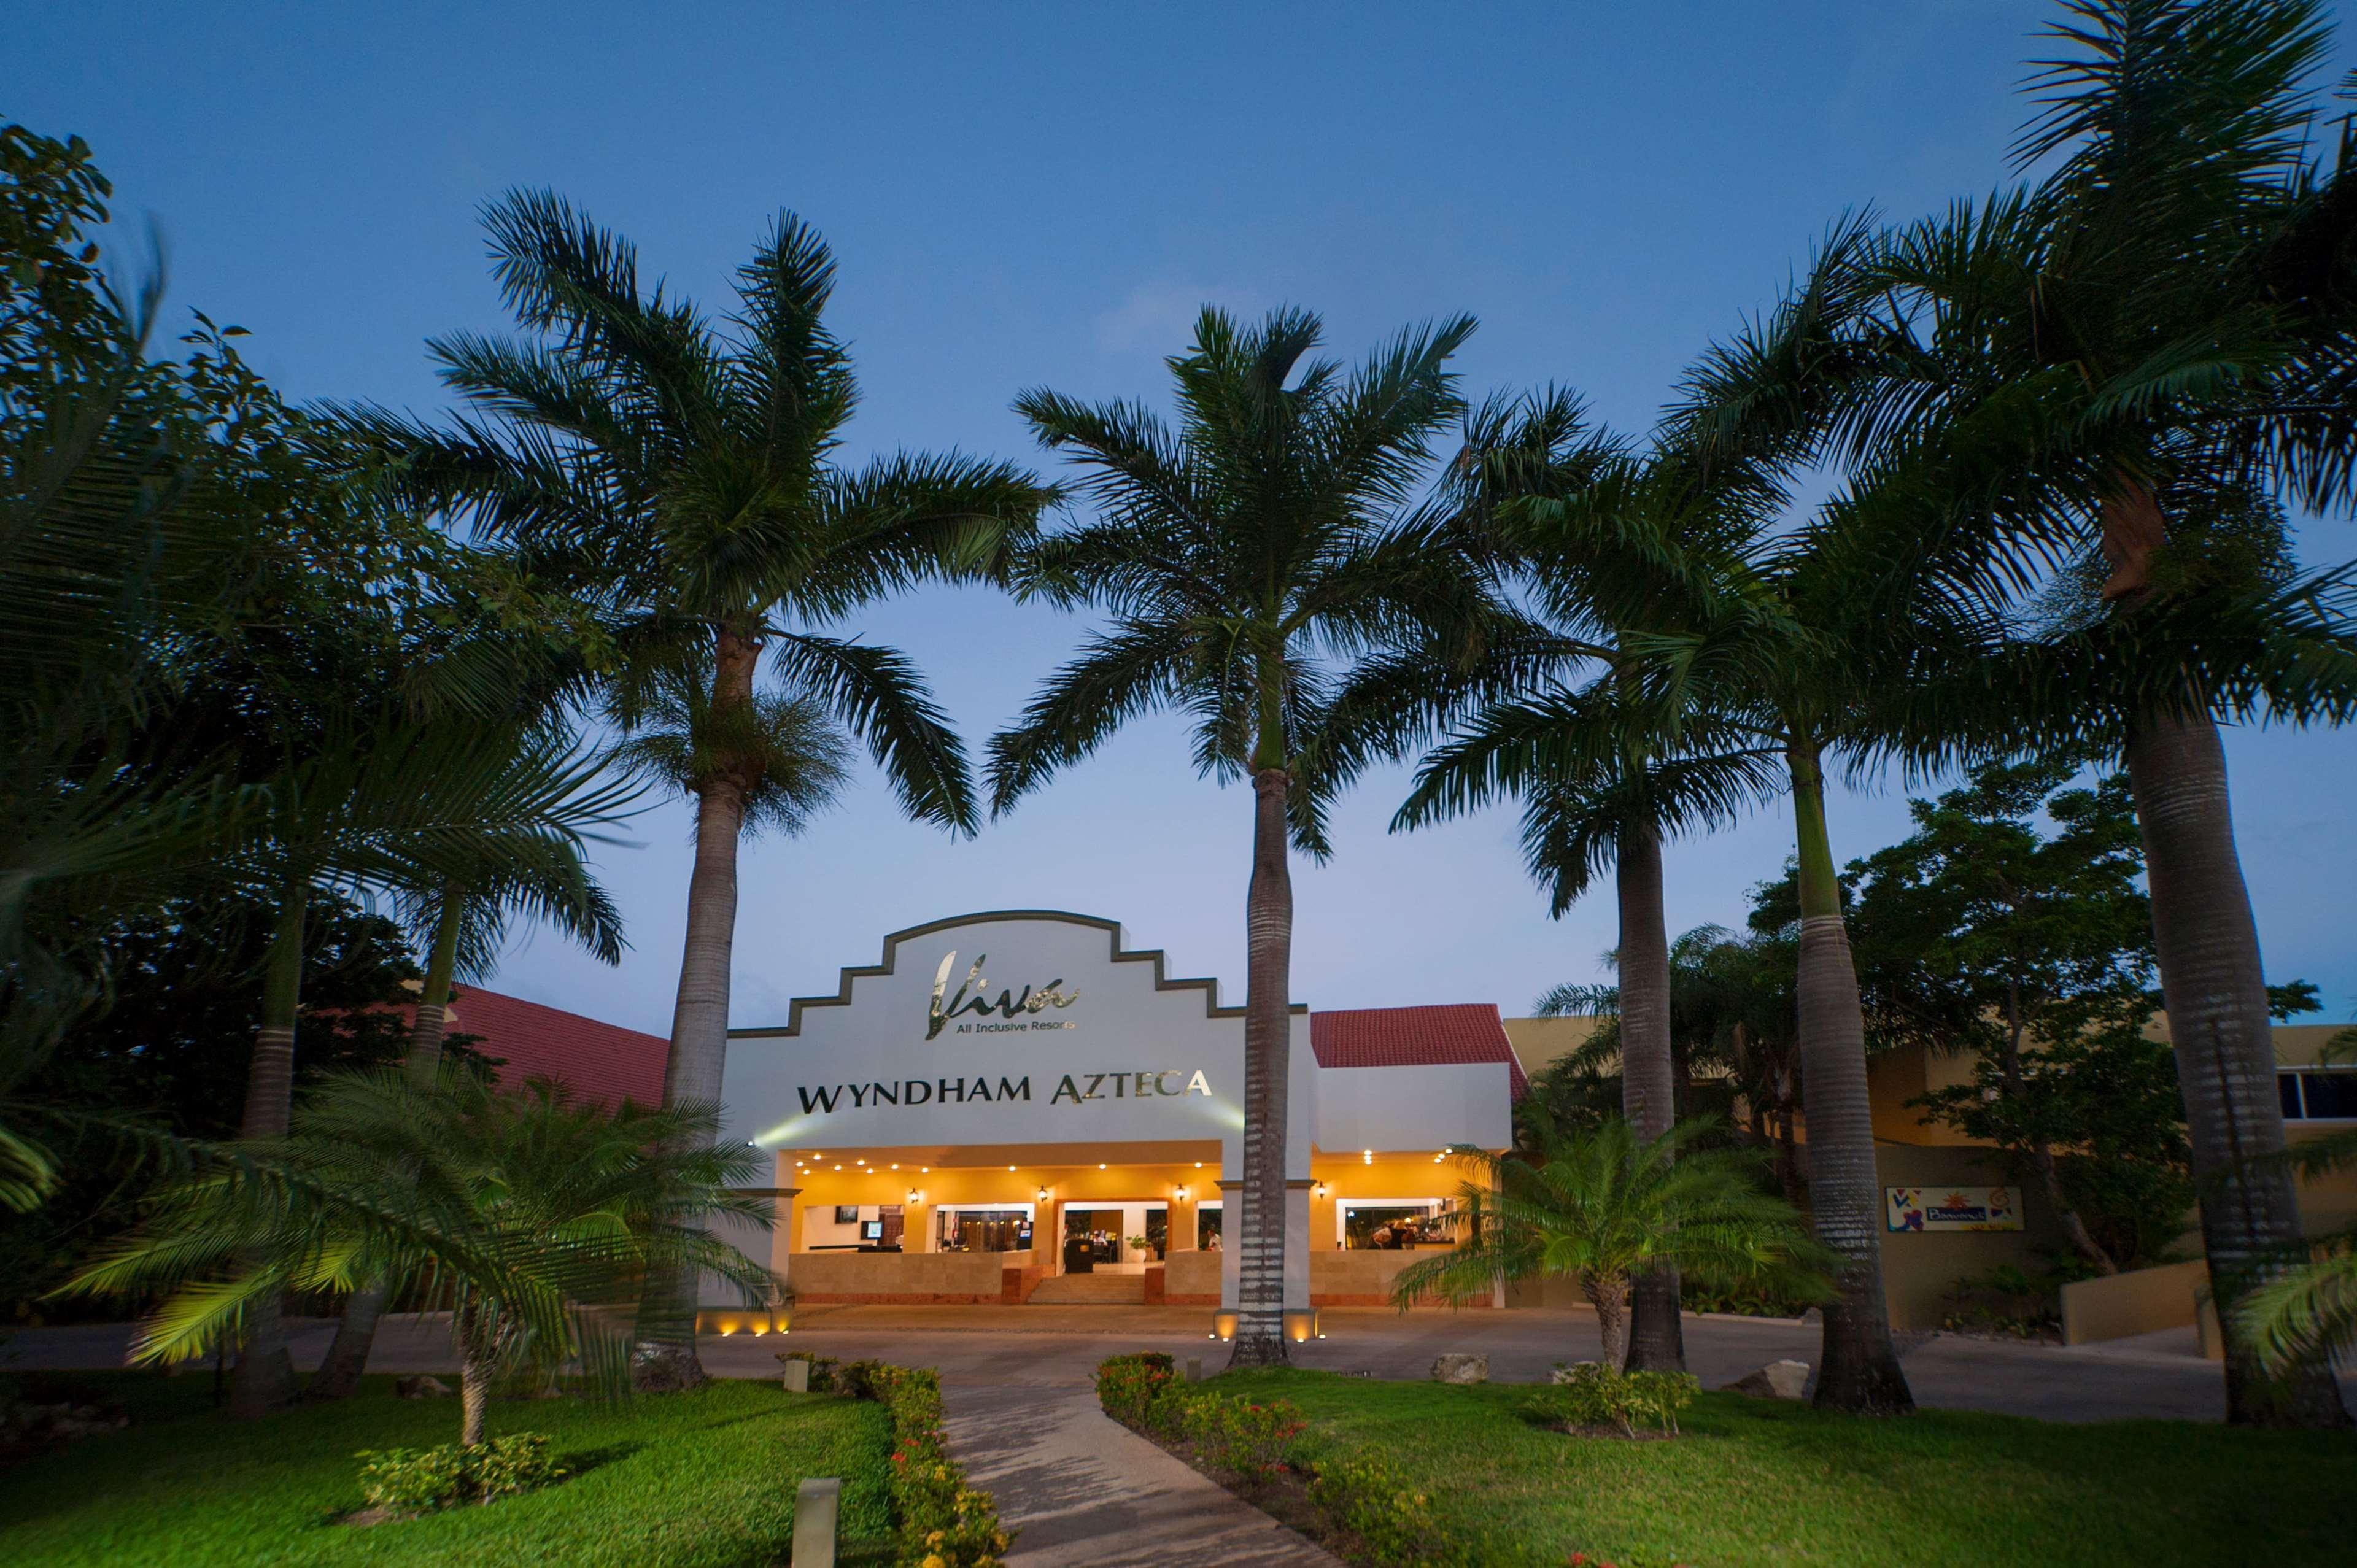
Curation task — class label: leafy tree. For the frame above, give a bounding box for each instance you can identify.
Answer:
[0,890,490,1322]
[70,1067,773,1446]
[363,193,1051,1389]
[1838,759,2158,1272]
[1391,1118,1834,1369]
[990,306,1513,1365]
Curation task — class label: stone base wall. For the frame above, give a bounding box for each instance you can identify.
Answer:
[789,1249,1015,1303]
[1310,1247,1486,1307]
[1163,1249,1221,1305]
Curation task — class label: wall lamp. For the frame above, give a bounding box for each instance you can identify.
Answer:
[907,1189,924,1206]
[1173,1185,1190,1201]
[1035,1186,1050,1203]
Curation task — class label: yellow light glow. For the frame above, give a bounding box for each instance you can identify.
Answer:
[1098,1163,1106,1170]
[921,1166,931,1173]
[1363,1149,1372,1164]
[890,1163,899,1170]
[1008,1164,1016,1172]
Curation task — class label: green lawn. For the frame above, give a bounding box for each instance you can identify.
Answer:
[0,1373,891,1566]
[1214,1369,2357,1568]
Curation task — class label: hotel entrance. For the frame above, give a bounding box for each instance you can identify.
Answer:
[715,909,1519,1322]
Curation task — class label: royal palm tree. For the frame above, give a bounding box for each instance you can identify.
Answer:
[1675,0,2357,1424]
[74,1066,773,1446]
[358,193,1052,1387]
[1395,426,1787,1373]
[1391,1118,1833,1370]
[991,306,1514,1365]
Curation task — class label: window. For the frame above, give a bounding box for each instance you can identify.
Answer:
[1196,1201,1223,1251]
[2280,1070,2357,1121]
[1339,1200,1444,1250]
[2300,1071,2357,1120]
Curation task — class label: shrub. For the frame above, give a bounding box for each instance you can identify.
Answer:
[1093,1352,1176,1426]
[355,1434,567,1515]
[1530,1364,1698,1438]
[867,1363,1012,1568]
[834,1358,894,1402]
[1306,1451,1472,1567]
[1181,1392,1306,1486]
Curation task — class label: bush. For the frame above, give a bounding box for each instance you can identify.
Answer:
[1306,1451,1471,1567]
[1182,1392,1307,1486]
[865,1363,1012,1568]
[355,1433,567,1515]
[1093,1352,1177,1427]
[1528,1364,1698,1438]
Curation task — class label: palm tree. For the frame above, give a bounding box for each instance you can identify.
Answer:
[358,193,1052,1387]
[991,306,1512,1365]
[1391,1118,1833,1370]
[72,1066,773,1446]
[207,710,636,1415]
[1396,422,1789,1372]
[304,784,631,1401]
[1676,0,2357,1425]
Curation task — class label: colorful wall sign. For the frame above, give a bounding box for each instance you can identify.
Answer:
[1885,1185,2021,1232]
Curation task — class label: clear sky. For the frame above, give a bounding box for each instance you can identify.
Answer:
[17,2,2356,1036]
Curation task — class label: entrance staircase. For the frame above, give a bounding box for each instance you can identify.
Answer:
[1027,1272,1146,1305]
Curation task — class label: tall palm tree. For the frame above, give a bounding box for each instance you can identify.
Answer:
[1391,1118,1833,1370]
[358,193,1052,1388]
[1676,0,2357,1425]
[990,306,1512,1365]
[1395,425,1787,1373]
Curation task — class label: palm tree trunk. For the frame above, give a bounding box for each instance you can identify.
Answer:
[2124,710,2349,1427]
[230,871,307,1419]
[1582,1275,1631,1372]
[1228,764,1294,1368]
[457,1305,492,1448]
[309,887,468,1402]
[1616,821,1684,1372]
[637,630,761,1391]
[1786,738,1913,1416]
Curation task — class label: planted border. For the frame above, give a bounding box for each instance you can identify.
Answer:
[1094,1353,1474,1567]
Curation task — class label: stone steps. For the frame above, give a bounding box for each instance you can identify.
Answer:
[1028,1273,1147,1305]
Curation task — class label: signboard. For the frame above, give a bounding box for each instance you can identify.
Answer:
[1885,1185,2021,1233]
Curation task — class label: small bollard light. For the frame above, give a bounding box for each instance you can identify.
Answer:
[1186,1357,1202,1383]
[792,1476,840,1567]
[782,1358,810,1394]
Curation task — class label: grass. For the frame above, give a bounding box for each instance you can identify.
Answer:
[0,1372,892,1566]
[1212,1369,2357,1568]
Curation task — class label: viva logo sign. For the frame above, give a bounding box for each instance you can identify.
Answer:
[927,950,1079,1040]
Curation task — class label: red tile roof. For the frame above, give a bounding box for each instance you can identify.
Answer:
[389,987,670,1108]
[1309,1003,1528,1097]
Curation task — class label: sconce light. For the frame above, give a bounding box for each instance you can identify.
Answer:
[907,1189,924,1206]
[1035,1186,1050,1203]
[1361,1149,1372,1165]
[1312,1182,1328,1199]
[1174,1185,1190,1201]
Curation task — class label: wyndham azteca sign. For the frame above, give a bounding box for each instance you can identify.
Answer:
[720,911,1315,1167]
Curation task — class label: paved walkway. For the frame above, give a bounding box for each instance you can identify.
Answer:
[14,1306,2353,1566]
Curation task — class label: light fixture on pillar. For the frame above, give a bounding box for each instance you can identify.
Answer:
[1174,1185,1189,1201]
[1035,1186,1049,1203]
[907,1189,923,1206]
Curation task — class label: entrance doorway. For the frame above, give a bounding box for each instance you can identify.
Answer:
[1062,1208,1121,1274]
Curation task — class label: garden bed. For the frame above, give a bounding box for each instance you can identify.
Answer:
[1100,1358,2357,1567]
[0,1373,895,1566]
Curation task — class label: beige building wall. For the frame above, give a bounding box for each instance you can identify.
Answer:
[1502,1014,1609,1078]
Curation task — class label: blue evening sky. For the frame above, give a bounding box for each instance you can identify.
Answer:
[18,2,2356,1035]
